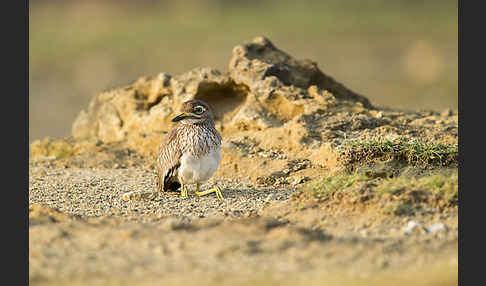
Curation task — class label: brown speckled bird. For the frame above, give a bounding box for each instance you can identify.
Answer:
[156,99,224,199]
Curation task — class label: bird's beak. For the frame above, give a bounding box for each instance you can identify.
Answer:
[172,113,191,122]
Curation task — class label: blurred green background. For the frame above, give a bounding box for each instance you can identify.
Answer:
[29,0,458,142]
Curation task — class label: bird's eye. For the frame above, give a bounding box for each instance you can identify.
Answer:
[194,106,204,114]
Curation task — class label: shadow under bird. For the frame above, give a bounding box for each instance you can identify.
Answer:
[156,99,224,199]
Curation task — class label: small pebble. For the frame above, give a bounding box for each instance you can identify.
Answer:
[426,223,447,233]
[403,221,424,234]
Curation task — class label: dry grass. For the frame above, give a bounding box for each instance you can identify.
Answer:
[29,137,77,160]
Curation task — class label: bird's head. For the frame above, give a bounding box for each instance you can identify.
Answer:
[172,99,214,125]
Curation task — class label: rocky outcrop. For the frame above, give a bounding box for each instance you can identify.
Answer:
[229,36,371,107]
[62,36,458,182]
[72,36,370,145]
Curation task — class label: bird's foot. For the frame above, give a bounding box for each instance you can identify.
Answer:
[195,186,224,200]
[180,184,188,198]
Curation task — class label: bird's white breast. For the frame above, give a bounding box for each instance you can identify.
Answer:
[178,148,222,184]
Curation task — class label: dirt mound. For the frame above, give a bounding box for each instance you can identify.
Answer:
[32,36,457,183]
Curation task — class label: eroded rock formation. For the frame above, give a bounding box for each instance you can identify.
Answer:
[72,36,370,142]
[36,36,457,183]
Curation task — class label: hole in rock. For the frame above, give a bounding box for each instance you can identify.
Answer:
[194,81,248,122]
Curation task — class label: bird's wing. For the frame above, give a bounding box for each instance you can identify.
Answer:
[156,128,182,193]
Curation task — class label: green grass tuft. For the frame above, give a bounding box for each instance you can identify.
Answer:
[341,139,458,166]
[303,173,370,200]
[299,168,458,215]
[30,137,76,160]
[376,170,458,205]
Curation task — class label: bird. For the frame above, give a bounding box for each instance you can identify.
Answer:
[156,99,224,199]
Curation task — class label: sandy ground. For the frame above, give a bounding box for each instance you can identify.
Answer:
[29,162,457,286]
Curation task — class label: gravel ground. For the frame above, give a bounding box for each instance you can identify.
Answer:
[29,164,458,286]
[29,166,295,221]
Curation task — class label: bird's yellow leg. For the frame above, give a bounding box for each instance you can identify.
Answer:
[195,184,224,200]
[180,183,188,198]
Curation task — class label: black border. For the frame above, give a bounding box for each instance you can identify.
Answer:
[5,0,28,285]
[459,0,480,285]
